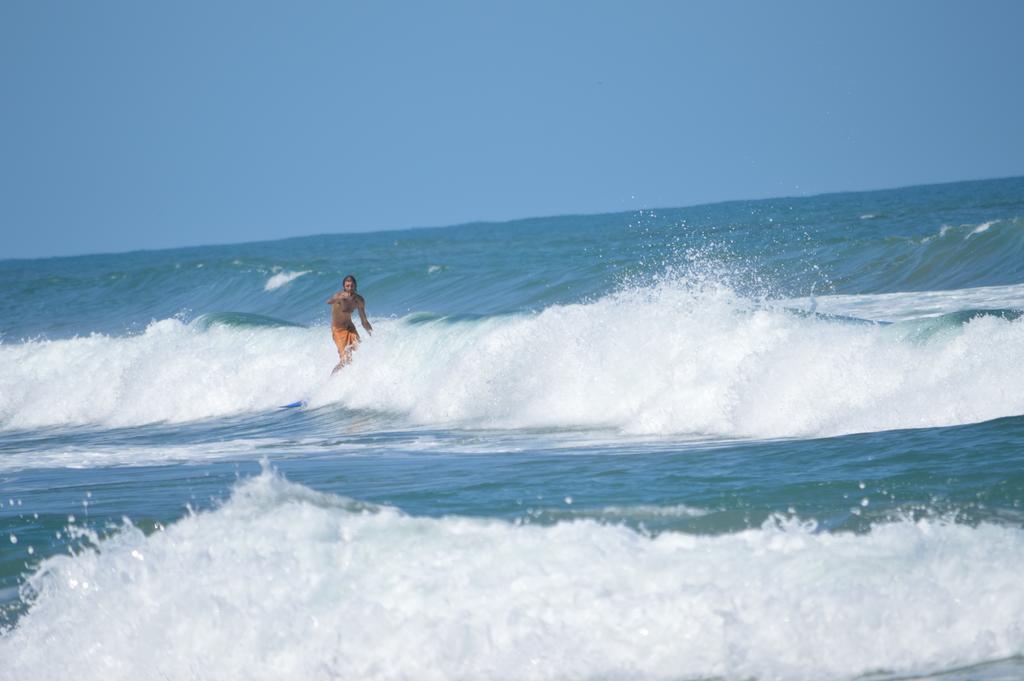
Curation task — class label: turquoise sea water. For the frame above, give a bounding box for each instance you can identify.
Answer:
[2,177,1024,680]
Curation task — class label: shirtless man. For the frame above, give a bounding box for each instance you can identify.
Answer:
[326,275,372,373]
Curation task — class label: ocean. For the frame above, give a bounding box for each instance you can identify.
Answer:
[1,176,1023,680]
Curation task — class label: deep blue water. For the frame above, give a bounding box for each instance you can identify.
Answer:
[2,177,1024,680]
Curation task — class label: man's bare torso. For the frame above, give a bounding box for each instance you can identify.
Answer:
[330,291,363,331]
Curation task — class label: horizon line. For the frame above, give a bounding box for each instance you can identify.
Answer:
[4,173,1022,264]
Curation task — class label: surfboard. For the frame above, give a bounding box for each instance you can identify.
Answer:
[279,400,307,409]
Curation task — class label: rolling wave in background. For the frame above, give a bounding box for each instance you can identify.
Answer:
[3,177,1022,341]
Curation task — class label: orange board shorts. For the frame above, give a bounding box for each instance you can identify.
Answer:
[332,327,360,364]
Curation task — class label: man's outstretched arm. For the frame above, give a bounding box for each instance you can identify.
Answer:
[357,299,373,334]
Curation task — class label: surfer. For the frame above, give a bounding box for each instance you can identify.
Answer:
[326,275,372,373]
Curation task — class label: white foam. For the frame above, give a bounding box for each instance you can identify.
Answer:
[3,470,1023,681]
[785,283,1024,322]
[3,281,1024,439]
[594,503,712,518]
[922,219,1008,244]
[0,319,337,430]
[264,269,310,291]
[966,221,996,239]
[313,281,1024,438]
[0,439,298,472]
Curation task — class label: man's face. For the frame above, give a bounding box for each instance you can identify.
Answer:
[344,279,355,292]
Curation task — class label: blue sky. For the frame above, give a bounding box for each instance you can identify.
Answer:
[2,0,1022,259]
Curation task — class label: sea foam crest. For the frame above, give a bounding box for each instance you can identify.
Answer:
[264,269,310,291]
[0,319,332,429]
[2,470,1023,681]
[2,280,1024,437]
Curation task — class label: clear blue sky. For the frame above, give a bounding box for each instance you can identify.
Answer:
[2,0,1022,259]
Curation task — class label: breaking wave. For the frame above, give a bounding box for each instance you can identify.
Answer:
[2,280,1024,439]
[3,469,1023,681]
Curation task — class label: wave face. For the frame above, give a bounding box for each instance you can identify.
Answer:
[3,279,1024,438]
[3,470,1023,681]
